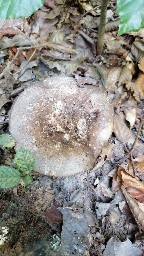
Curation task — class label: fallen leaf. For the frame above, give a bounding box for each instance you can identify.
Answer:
[125,108,136,129]
[113,113,134,146]
[107,67,121,92]
[121,171,144,194]
[121,185,144,231]
[132,156,144,174]
[125,82,141,101]
[131,39,144,62]
[138,57,144,72]
[135,73,144,99]
[103,237,142,256]
[118,64,132,87]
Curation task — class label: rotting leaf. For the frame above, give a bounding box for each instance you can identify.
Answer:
[0,134,15,149]
[0,165,21,189]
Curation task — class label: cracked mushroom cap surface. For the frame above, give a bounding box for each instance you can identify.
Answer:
[10,76,113,176]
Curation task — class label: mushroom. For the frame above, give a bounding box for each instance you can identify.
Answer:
[10,76,113,176]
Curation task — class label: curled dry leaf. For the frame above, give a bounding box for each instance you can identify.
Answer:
[113,166,144,231]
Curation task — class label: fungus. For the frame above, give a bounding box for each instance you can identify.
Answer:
[10,76,113,176]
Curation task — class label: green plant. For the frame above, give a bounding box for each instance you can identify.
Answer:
[0,0,45,19]
[0,134,35,189]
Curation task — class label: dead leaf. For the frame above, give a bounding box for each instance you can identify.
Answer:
[93,63,107,87]
[107,67,121,92]
[121,185,144,231]
[113,113,134,146]
[131,156,144,175]
[125,82,141,101]
[118,65,132,87]
[0,34,37,49]
[125,108,136,129]
[135,73,144,99]
[103,237,142,256]
[104,33,126,55]
[121,171,144,195]
[131,39,144,62]
[138,57,144,72]
[0,93,9,109]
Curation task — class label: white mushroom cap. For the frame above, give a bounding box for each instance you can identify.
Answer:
[9,76,113,176]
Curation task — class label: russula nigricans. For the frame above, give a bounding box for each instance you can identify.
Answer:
[10,76,113,176]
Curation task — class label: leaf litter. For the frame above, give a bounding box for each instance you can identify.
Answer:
[0,0,144,255]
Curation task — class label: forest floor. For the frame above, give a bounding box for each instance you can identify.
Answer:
[0,0,144,255]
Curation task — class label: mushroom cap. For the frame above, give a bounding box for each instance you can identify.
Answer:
[10,76,113,176]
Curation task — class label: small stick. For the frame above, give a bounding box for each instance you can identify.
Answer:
[0,43,76,79]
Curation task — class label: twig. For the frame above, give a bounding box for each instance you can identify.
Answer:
[129,117,144,154]
[0,42,76,79]
[15,48,36,78]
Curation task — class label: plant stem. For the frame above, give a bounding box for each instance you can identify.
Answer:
[97,0,109,55]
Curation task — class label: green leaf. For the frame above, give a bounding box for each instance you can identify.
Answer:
[22,175,33,186]
[14,148,35,175]
[0,134,15,149]
[0,165,21,189]
[0,0,45,20]
[117,0,144,35]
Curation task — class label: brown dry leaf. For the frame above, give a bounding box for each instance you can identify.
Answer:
[138,57,144,72]
[93,143,114,170]
[113,113,134,146]
[104,33,126,55]
[0,93,9,109]
[121,171,144,194]
[93,63,107,87]
[107,67,121,92]
[131,39,144,62]
[126,187,144,203]
[121,185,144,231]
[118,64,132,87]
[0,34,37,49]
[125,82,141,101]
[134,73,144,99]
[124,108,136,129]
[133,156,144,174]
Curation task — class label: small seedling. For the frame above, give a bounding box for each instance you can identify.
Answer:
[0,134,35,189]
